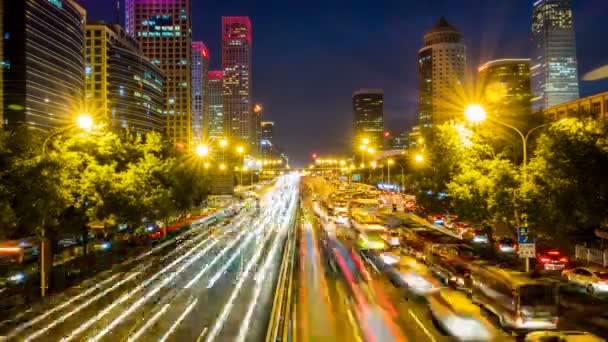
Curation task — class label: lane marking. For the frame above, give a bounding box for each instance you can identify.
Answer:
[127,303,170,342]
[158,299,198,342]
[408,309,436,342]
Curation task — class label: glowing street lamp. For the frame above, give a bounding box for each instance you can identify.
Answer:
[415,154,424,163]
[219,163,226,171]
[367,147,375,154]
[362,138,370,145]
[465,104,487,123]
[77,114,93,130]
[195,144,209,157]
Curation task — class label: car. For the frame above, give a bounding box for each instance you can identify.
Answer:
[537,249,568,271]
[524,330,604,342]
[428,215,446,226]
[465,228,489,244]
[561,266,608,295]
[428,288,501,341]
[495,237,516,253]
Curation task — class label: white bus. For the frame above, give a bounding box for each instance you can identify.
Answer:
[471,265,558,331]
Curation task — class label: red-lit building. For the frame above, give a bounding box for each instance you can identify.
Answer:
[221,17,254,152]
[126,0,192,147]
[192,41,209,143]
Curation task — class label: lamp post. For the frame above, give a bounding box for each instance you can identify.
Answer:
[40,114,94,297]
[387,159,393,186]
[220,138,228,163]
[391,161,405,193]
[465,104,556,272]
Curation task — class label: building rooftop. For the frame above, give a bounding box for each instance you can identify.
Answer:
[427,16,459,34]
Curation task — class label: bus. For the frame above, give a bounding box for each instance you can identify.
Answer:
[470,265,558,331]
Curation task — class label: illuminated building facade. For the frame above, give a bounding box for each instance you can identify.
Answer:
[191,41,209,143]
[2,0,86,129]
[543,91,608,121]
[478,59,532,118]
[353,89,384,153]
[126,0,192,146]
[207,70,224,141]
[261,121,274,141]
[85,23,165,134]
[531,0,579,111]
[417,17,466,127]
[222,17,253,150]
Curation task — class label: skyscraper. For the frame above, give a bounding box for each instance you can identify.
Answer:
[207,71,224,141]
[221,17,253,149]
[417,17,466,127]
[126,0,192,146]
[261,121,274,141]
[531,0,579,111]
[191,41,209,143]
[478,59,532,118]
[85,23,165,134]
[2,0,86,130]
[353,89,384,153]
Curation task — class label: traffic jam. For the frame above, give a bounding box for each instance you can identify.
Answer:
[311,178,607,341]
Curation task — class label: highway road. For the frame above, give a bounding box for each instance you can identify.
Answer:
[0,175,300,342]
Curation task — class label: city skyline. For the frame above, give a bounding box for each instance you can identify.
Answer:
[66,1,608,165]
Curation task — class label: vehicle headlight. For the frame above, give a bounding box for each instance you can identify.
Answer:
[9,272,25,283]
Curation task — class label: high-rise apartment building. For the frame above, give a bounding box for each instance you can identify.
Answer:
[191,41,209,143]
[2,0,86,129]
[531,0,579,111]
[207,71,224,141]
[221,17,253,149]
[417,17,466,127]
[126,0,192,146]
[85,23,165,134]
[478,59,532,118]
[353,89,384,153]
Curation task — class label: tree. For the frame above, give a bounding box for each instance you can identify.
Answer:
[523,118,608,239]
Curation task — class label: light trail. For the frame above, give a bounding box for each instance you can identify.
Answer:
[206,242,248,289]
[211,182,298,342]
[88,212,257,341]
[24,269,145,341]
[85,237,223,342]
[6,272,123,338]
[59,232,222,342]
[158,298,198,342]
[126,303,171,342]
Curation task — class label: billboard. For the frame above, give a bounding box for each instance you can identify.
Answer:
[209,174,235,195]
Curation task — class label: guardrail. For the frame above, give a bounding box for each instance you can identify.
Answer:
[266,204,298,342]
[574,245,608,267]
[405,213,463,239]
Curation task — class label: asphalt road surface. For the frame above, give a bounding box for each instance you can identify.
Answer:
[0,175,300,342]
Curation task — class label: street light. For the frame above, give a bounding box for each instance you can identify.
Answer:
[236,146,245,185]
[387,159,394,185]
[40,113,94,297]
[220,163,226,171]
[195,144,209,157]
[464,104,487,123]
[220,139,228,162]
[77,114,93,130]
[415,154,424,163]
[464,103,560,272]
[362,138,370,145]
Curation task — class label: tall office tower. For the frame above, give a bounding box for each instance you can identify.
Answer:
[221,17,253,149]
[417,17,466,127]
[261,121,274,141]
[253,103,262,155]
[191,41,209,143]
[85,23,165,134]
[0,2,3,125]
[478,59,532,118]
[531,0,579,111]
[126,0,192,146]
[353,89,384,154]
[260,121,274,159]
[207,71,224,141]
[2,0,85,130]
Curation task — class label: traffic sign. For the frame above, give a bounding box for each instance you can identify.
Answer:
[517,227,535,244]
[519,243,536,258]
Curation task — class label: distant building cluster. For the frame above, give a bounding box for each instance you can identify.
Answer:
[0,0,286,160]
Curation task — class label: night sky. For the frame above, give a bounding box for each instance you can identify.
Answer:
[81,0,608,166]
